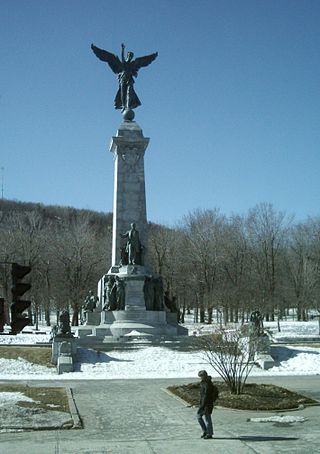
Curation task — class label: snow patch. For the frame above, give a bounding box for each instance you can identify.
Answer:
[0,392,35,407]
[249,415,307,423]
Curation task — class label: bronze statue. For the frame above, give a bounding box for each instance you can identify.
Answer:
[250,310,264,336]
[91,43,158,114]
[115,277,125,310]
[83,290,97,312]
[103,276,117,310]
[58,310,71,336]
[121,223,142,265]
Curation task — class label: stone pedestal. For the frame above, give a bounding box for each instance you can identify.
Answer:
[76,118,188,344]
[57,341,74,374]
[51,336,77,366]
[110,121,149,267]
[256,333,271,354]
[256,354,275,370]
[250,332,275,370]
[57,355,73,374]
[84,311,101,325]
[125,278,146,310]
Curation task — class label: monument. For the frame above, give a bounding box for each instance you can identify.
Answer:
[77,43,187,343]
[51,310,77,373]
[249,310,274,370]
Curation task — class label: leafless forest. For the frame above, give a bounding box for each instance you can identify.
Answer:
[1,199,319,326]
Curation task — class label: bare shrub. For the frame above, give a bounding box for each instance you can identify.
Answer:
[196,327,257,394]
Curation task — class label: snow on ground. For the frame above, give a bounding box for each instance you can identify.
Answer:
[249,415,307,423]
[76,345,209,379]
[0,333,51,345]
[0,357,56,378]
[0,392,35,407]
[0,321,319,380]
[265,320,320,338]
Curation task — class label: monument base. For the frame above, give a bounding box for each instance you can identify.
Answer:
[51,335,77,365]
[78,262,188,345]
[256,353,275,370]
[76,309,188,344]
[84,311,100,325]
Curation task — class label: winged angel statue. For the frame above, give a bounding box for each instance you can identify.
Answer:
[91,43,158,114]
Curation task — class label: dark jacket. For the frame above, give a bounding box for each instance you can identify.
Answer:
[199,376,214,414]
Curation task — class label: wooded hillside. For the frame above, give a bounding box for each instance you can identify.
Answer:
[1,199,320,326]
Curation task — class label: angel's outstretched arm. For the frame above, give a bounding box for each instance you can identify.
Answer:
[121,43,125,63]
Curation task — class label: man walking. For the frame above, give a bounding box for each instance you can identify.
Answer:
[197,370,216,439]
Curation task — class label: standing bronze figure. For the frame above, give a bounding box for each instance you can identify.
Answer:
[91,43,158,114]
[120,222,142,265]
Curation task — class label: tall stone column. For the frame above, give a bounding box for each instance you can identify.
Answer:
[109,120,150,267]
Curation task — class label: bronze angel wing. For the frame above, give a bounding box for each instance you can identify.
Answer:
[91,44,123,74]
[132,52,158,71]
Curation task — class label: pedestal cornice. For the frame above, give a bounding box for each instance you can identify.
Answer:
[109,121,150,155]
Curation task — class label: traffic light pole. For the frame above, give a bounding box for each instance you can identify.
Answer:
[0,261,32,334]
[10,262,32,334]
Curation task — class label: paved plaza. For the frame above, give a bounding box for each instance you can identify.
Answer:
[0,375,319,454]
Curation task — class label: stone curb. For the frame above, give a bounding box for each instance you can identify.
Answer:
[65,388,82,429]
[161,387,193,407]
[162,387,320,414]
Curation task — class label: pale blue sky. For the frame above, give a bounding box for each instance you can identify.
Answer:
[1,0,320,225]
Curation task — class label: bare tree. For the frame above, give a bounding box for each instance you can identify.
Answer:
[2,210,47,324]
[148,223,179,279]
[148,223,189,320]
[284,222,319,320]
[182,209,226,323]
[51,214,111,325]
[220,215,254,324]
[196,327,258,394]
[246,203,292,321]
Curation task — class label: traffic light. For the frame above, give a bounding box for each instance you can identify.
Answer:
[0,297,5,332]
[10,262,32,334]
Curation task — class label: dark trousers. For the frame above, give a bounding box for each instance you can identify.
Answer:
[197,408,213,436]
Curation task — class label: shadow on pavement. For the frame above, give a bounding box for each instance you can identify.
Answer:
[74,348,133,367]
[212,435,299,442]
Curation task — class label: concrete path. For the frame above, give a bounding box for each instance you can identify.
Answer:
[0,376,319,454]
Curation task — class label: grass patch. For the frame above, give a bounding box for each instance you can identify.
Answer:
[0,346,54,368]
[0,383,70,413]
[168,381,319,411]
